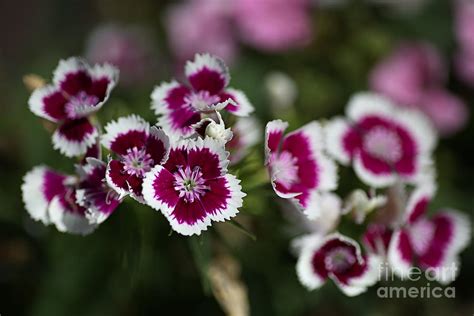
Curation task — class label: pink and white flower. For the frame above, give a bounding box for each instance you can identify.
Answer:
[142,137,245,236]
[151,53,254,138]
[265,119,337,219]
[326,92,437,187]
[296,233,380,296]
[387,185,471,284]
[101,115,170,202]
[28,57,118,157]
[21,160,121,235]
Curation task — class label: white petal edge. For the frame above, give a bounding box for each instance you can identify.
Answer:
[324,117,352,165]
[296,121,338,191]
[101,114,150,150]
[28,85,61,122]
[264,119,288,165]
[52,57,89,86]
[224,88,254,117]
[149,126,171,164]
[21,166,53,224]
[185,53,230,87]
[296,234,327,290]
[387,229,413,280]
[151,80,195,139]
[52,125,99,158]
[353,152,397,188]
[346,92,395,122]
[207,173,246,223]
[332,255,382,297]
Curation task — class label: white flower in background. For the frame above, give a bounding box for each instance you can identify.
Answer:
[265,71,298,111]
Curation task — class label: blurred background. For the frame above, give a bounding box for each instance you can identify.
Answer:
[1,0,473,315]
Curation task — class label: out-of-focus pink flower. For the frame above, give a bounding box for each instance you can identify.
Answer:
[455,50,474,87]
[454,0,474,87]
[166,0,237,65]
[85,24,158,87]
[369,43,444,106]
[418,89,469,136]
[370,42,469,136]
[234,0,313,52]
[455,0,474,54]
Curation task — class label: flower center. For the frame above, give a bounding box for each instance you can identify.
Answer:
[271,151,299,188]
[363,126,402,164]
[65,91,99,119]
[173,166,209,203]
[184,90,220,112]
[122,147,154,177]
[324,246,356,274]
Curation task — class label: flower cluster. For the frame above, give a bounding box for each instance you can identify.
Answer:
[21,52,471,298]
[22,53,255,236]
[267,92,471,296]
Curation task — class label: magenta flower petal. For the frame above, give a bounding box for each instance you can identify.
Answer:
[152,81,199,138]
[88,63,119,102]
[28,85,68,122]
[186,143,228,180]
[387,229,415,278]
[142,165,180,211]
[52,118,98,157]
[264,119,288,164]
[404,185,434,224]
[53,57,92,95]
[362,224,393,256]
[102,115,149,155]
[417,211,471,283]
[145,126,171,165]
[21,166,72,224]
[106,159,143,199]
[185,53,229,95]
